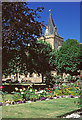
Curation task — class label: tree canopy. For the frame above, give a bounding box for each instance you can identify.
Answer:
[26,40,53,72]
[2,2,44,75]
[25,39,57,83]
[55,39,81,75]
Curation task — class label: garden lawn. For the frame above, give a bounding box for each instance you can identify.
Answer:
[2,98,79,118]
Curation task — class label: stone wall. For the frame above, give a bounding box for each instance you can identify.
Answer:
[2,73,42,83]
[39,34,55,49]
[39,34,64,49]
[54,35,64,49]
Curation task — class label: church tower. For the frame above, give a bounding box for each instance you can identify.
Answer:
[39,13,64,49]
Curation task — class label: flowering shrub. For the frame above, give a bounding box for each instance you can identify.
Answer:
[41,97,46,100]
[55,89,63,95]
[1,77,81,104]
[12,82,81,102]
[0,86,3,89]
[0,86,9,102]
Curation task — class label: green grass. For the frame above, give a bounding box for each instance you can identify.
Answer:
[2,98,79,118]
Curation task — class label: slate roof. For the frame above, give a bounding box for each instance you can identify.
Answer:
[47,13,55,28]
[44,13,58,36]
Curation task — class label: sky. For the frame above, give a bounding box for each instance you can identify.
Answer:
[28,2,80,43]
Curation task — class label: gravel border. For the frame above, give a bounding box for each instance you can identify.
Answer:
[57,108,82,119]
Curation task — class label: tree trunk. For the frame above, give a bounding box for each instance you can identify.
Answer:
[59,81,61,89]
[16,72,19,82]
[42,73,44,83]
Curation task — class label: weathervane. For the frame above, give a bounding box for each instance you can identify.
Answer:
[49,9,51,13]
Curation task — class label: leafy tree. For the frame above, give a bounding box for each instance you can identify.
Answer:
[3,48,28,80]
[2,2,44,76]
[79,43,82,70]
[26,39,56,83]
[55,39,81,75]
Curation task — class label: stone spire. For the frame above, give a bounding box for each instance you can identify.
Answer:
[44,13,58,36]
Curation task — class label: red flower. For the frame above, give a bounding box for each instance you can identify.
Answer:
[47,88,49,90]
[50,91,52,93]
[75,87,77,89]
[18,96,20,97]
[0,86,3,89]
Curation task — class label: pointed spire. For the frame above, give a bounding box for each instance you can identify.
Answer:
[47,12,55,27]
[44,12,58,36]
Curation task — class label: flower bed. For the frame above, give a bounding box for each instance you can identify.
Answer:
[12,85,81,101]
[0,82,81,106]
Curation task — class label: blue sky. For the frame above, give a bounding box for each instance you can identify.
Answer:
[28,2,80,43]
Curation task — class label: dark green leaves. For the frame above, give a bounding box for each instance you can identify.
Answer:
[56,39,81,75]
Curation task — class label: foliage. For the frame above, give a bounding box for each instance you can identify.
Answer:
[26,39,57,83]
[27,40,52,73]
[2,2,44,76]
[77,96,82,108]
[79,43,82,70]
[55,39,81,75]
[45,72,55,85]
[64,74,81,83]
[3,49,28,77]
[0,91,8,102]
[54,75,63,83]
[49,49,57,68]
[2,2,57,81]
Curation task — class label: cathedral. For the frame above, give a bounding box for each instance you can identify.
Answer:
[39,13,64,49]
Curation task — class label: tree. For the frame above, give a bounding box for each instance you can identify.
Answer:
[55,39,81,75]
[3,48,28,80]
[79,43,82,70]
[2,2,44,76]
[26,39,56,83]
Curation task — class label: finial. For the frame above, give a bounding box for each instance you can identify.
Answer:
[49,9,51,15]
[49,9,51,13]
